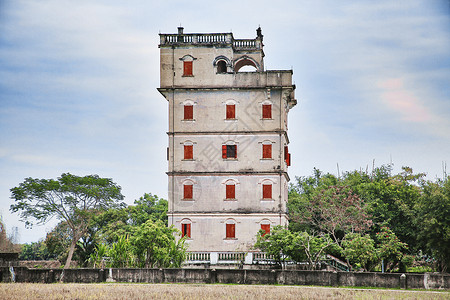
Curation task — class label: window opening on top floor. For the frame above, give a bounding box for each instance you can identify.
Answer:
[217,60,227,73]
[183,61,193,76]
[262,104,272,119]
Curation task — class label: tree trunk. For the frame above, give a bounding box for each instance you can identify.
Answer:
[64,236,77,269]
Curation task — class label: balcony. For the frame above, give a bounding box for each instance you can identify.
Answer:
[159,33,262,51]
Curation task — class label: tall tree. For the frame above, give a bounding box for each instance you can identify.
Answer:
[10,173,124,268]
[415,177,450,272]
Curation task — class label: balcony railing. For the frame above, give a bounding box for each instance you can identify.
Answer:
[160,33,261,50]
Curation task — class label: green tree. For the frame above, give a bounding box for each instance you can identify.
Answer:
[19,241,53,261]
[92,193,168,244]
[376,226,408,272]
[289,173,372,245]
[254,226,293,267]
[341,232,378,271]
[130,219,186,268]
[290,232,334,270]
[89,243,109,268]
[415,177,450,272]
[10,173,124,268]
[108,235,134,268]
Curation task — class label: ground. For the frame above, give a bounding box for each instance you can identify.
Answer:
[0,283,448,299]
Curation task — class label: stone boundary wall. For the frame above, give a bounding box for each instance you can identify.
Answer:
[1,267,448,290]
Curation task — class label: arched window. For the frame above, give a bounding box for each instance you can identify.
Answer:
[225,219,236,239]
[181,219,192,238]
[181,140,195,160]
[222,140,238,159]
[260,220,271,236]
[261,101,273,119]
[213,56,231,74]
[181,179,195,200]
[224,99,237,120]
[217,60,227,73]
[260,179,276,200]
[234,56,260,72]
[180,55,196,77]
[181,100,195,121]
[260,140,274,159]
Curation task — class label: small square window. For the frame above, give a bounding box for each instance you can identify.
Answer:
[183,61,193,76]
[183,184,193,199]
[262,104,272,119]
[226,104,235,119]
[226,223,235,239]
[262,184,272,199]
[262,144,272,159]
[222,145,237,159]
[184,105,193,120]
[261,224,270,236]
[184,145,193,160]
[226,184,235,199]
[182,223,191,238]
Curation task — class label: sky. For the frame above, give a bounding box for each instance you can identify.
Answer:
[0,0,449,244]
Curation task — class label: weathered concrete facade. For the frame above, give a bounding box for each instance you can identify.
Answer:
[158,27,296,251]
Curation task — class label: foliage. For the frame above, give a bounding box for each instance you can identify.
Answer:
[44,221,71,263]
[10,173,124,268]
[286,166,450,272]
[19,241,54,260]
[341,233,378,271]
[130,219,186,268]
[289,232,334,270]
[108,235,134,268]
[254,226,334,270]
[376,226,408,272]
[92,193,168,244]
[89,243,109,268]
[414,177,450,272]
[254,226,293,266]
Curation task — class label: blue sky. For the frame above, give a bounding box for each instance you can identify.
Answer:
[1,0,449,243]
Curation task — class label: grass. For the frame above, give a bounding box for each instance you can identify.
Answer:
[0,283,448,300]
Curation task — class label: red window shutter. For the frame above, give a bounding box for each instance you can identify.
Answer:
[262,104,272,119]
[263,184,272,199]
[184,145,193,159]
[262,144,272,159]
[226,184,235,199]
[182,223,191,238]
[226,104,235,119]
[287,153,291,166]
[187,223,191,238]
[183,61,193,76]
[183,184,193,199]
[222,145,227,159]
[261,224,270,236]
[226,223,235,239]
[184,105,193,120]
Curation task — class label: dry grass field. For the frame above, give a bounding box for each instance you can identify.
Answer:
[0,283,448,300]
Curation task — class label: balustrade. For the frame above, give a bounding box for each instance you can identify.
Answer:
[160,33,259,50]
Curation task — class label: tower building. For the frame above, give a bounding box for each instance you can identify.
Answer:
[158,27,296,252]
